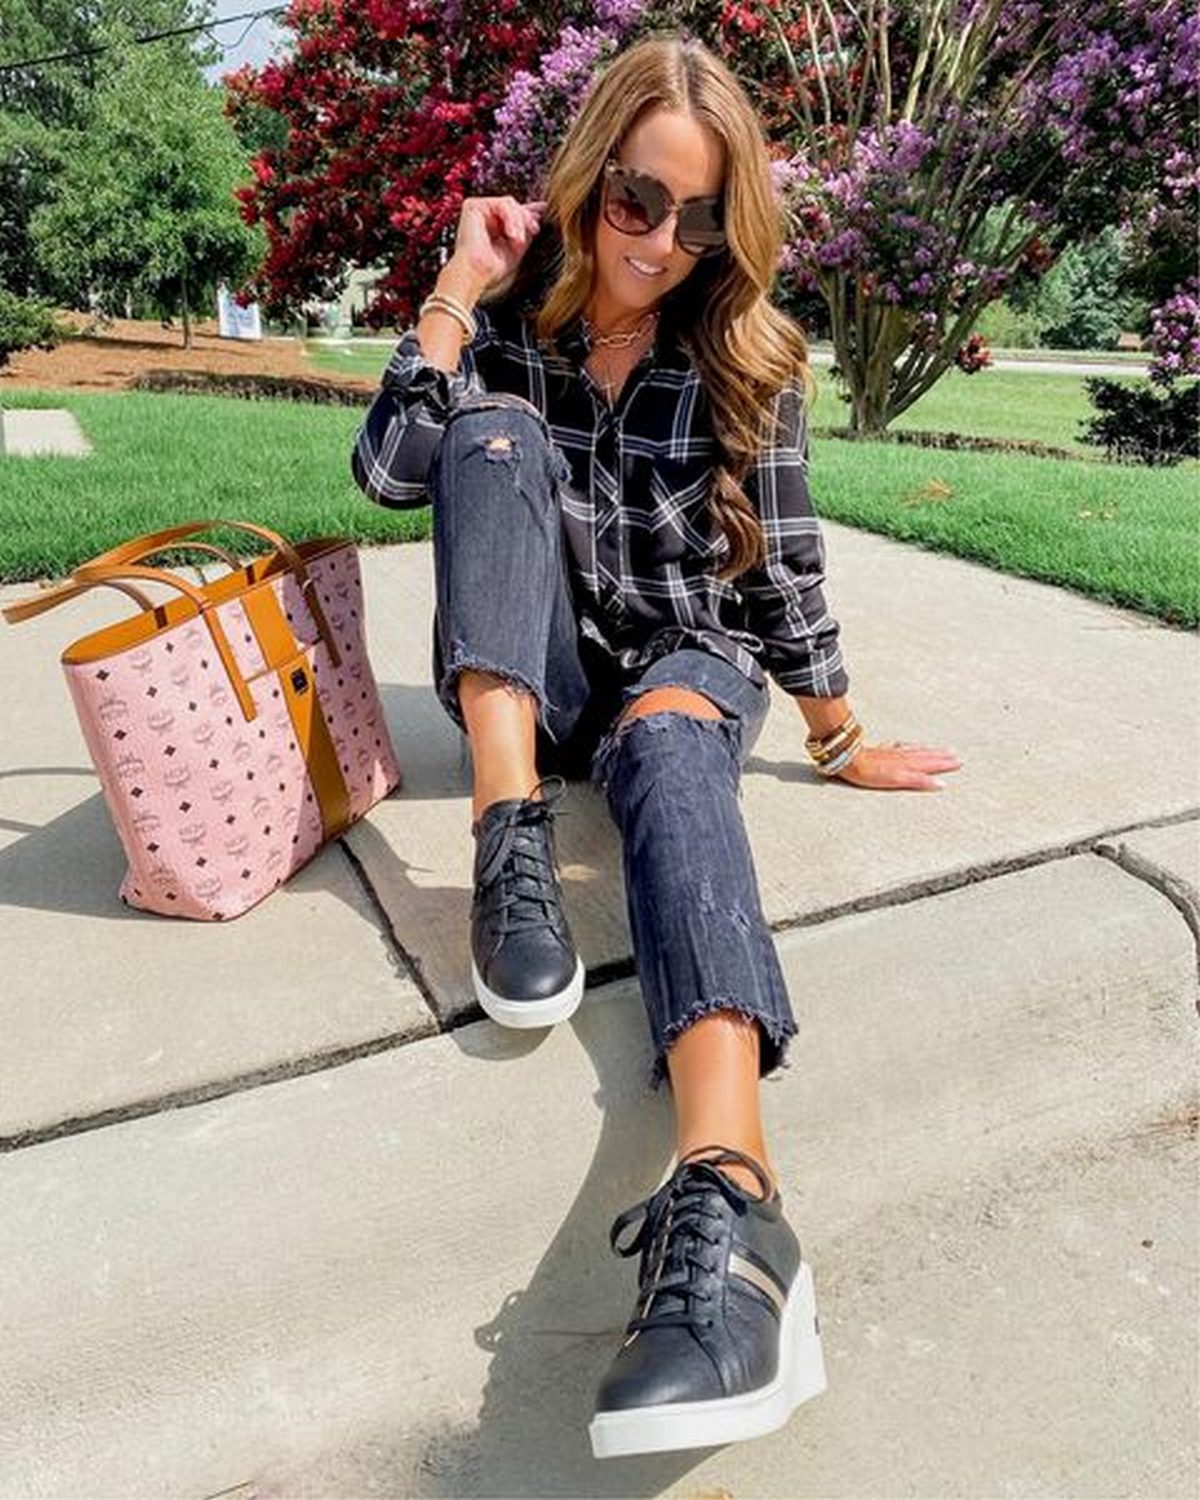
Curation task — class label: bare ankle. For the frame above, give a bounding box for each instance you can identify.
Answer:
[472,780,539,824]
[677,1143,777,1198]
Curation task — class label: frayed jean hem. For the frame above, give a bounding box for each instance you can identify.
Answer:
[436,642,557,740]
[649,1002,798,1091]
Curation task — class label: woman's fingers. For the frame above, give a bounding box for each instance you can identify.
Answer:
[885,741,961,762]
[462,195,544,245]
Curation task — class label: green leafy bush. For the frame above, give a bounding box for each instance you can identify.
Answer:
[0,289,63,369]
[1080,377,1199,466]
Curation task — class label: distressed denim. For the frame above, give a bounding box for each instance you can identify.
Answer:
[429,391,797,1086]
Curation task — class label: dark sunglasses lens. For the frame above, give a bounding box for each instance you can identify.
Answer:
[678,202,725,256]
[605,171,666,235]
[604,165,726,255]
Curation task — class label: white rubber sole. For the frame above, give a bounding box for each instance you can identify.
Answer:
[588,1260,827,1459]
[471,955,585,1029]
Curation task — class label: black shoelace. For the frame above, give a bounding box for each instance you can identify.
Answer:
[474,777,567,937]
[610,1147,771,1336]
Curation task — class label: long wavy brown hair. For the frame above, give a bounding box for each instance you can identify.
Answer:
[486,33,815,579]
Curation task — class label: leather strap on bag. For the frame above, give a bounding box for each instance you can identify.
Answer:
[240,584,351,839]
[82,519,343,668]
[4,561,260,722]
[4,521,343,678]
[123,539,244,574]
[85,519,307,574]
[2,576,158,620]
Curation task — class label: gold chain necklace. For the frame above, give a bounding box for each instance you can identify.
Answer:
[582,309,659,349]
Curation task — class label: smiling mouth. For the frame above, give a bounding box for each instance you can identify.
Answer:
[626,257,667,277]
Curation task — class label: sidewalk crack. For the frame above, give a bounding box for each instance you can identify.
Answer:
[1092,834,1200,998]
[0,1031,436,1155]
[336,838,444,1028]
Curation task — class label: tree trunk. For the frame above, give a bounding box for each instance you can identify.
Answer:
[180,266,191,349]
[844,306,911,437]
[848,379,892,437]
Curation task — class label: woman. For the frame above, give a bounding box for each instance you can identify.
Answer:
[352,33,960,1459]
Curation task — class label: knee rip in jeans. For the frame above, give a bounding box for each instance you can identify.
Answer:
[590,702,741,797]
[617,686,723,726]
[484,435,519,464]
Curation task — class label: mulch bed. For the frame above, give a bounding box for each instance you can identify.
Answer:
[1,316,379,395]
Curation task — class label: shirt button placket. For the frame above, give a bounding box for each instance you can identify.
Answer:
[594,412,624,618]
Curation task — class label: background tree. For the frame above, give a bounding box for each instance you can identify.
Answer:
[0,289,63,372]
[717,0,1196,431]
[0,2,215,359]
[31,41,262,346]
[0,2,209,289]
[1008,228,1142,352]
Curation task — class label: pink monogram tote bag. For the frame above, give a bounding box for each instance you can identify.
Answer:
[4,520,401,920]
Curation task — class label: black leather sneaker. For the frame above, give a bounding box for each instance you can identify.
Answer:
[470,777,584,1028]
[589,1145,826,1458]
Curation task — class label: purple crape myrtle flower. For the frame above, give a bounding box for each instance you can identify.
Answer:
[476,2,651,195]
[1148,281,1200,387]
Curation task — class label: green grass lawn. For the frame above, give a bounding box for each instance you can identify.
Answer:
[865,366,1141,453]
[305,340,393,383]
[0,377,1194,628]
[0,390,423,582]
[811,436,1195,625]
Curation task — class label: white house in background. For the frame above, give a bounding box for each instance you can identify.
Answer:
[303,267,389,335]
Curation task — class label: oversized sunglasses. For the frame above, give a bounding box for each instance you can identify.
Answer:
[601,159,726,258]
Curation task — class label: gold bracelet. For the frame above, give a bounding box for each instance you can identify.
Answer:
[814,729,866,777]
[807,726,858,760]
[429,287,478,326]
[419,297,475,344]
[806,713,859,757]
[419,292,477,344]
[420,294,477,342]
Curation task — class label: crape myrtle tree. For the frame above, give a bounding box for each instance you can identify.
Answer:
[230,0,1197,434]
[224,0,572,323]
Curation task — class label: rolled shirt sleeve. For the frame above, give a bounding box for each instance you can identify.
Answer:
[350,312,494,508]
[737,377,850,698]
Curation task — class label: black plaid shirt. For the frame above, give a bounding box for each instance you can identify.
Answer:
[351,301,850,699]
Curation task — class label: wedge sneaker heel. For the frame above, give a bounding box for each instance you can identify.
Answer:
[589,1260,826,1458]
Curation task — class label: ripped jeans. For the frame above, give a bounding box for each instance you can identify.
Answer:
[429,391,797,1086]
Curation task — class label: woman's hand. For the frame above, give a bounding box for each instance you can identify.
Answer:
[442,196,547,303]
[831,740,962,791]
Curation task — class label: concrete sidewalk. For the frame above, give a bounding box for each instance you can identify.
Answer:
[0,528,1196,1498]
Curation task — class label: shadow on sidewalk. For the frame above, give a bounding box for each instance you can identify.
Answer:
[416,1000,741,1497]
[0,768,141,921]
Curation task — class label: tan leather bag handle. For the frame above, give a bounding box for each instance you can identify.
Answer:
[82,519,306,575]
[6,519,343,670]
[120,539,244,574]
[2,576,157,621]
[83,519,343,666]
[4,562,259,722]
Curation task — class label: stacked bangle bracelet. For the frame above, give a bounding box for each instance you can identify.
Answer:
[806,712,866,778]
[418,291,478,345]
